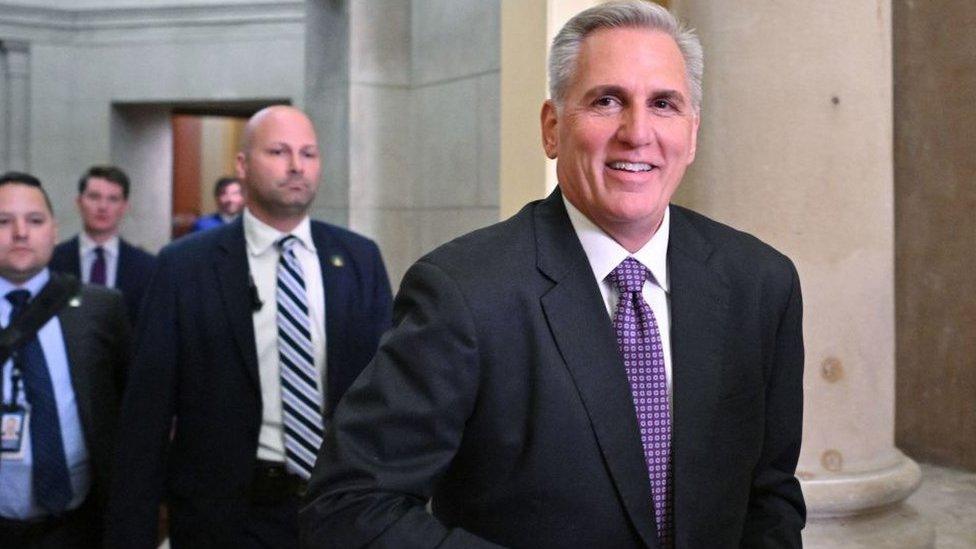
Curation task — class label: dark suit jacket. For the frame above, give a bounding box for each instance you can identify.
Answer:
[42,274,131,537]
[49,235,156,325]
[105,218,392,548]
[301,190,805,548]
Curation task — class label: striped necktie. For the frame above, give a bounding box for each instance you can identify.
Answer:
[275,235,324,479]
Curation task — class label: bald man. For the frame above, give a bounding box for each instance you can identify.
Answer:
[105,106,392,548]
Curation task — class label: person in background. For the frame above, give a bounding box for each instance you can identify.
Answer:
[191,176,244,233]
[301,2,805,547]
[106,106,393,548]
[0,172,130,549]
[49,166,155,326]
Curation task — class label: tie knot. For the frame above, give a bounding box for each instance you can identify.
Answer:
[94,246,105,259]
[276,235,299,253]
[6,289,31,318]
[607,257,648,294]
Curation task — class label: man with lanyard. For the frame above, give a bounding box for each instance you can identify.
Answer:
[0,172,130,548]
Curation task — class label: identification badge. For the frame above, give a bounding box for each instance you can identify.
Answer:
[1,408,28,459]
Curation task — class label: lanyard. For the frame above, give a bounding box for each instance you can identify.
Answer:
[2,363,22,411]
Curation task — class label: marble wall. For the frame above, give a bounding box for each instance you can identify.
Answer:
[307,0,500,286]
[0,0,305,252]
[893,0,976,472]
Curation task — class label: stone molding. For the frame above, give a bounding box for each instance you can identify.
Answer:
[801,450,922,519]
[0,1,303,32]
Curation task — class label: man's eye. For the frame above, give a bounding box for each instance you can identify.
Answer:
[301,151,319,159]
[594,96,620,108]
[653,99,673,109]
[268,149,285,156]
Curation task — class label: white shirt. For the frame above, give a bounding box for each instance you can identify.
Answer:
[243,208,327,462]
[563,197,673,406]
[78,232,119,288]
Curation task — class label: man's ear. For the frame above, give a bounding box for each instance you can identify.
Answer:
[541,100,559,160]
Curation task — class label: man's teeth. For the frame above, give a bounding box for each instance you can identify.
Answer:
[608,161,654,172]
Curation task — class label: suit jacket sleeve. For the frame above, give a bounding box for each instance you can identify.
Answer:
[301,259,504,549]
[105,250,179,549]
[740,259,806,547]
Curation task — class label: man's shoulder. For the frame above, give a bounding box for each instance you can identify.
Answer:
[417,201,538,276]
[311,219,379,252]
[52,236,79,256]
[119,238,157,263]
[671,205,796,279]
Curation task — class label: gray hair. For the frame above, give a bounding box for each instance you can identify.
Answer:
[548,0,703,110]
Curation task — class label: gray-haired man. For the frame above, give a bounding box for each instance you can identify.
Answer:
[301,2,805,547]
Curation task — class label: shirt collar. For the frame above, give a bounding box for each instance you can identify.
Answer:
[243,208,316,256]
[562,195,670,292]
[0,268,51,298]
[79,232,119,257]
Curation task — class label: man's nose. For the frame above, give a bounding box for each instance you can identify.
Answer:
[12,218,29,238]
[288,151,305,173]
[616,105,654,148]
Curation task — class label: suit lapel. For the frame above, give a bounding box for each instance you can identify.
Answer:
[58,290,95,449]
[214,220,261,394]
[311,223,342,401]
[116,239,130,290]
[67,237,82,278]
[535,190,659,548]
[667,207,732,540]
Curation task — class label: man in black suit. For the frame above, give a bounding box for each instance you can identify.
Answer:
[301,2,805,547]
[49,166,155,326]
[106,106,393,548]
[0,172,130,548]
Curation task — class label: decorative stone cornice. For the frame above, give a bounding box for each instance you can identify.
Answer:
[0,1,304,32]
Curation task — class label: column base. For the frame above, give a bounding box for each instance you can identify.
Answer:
[803,503,935,548]
[801,450,922,518]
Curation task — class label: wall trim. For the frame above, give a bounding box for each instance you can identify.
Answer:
[0,2,304,32]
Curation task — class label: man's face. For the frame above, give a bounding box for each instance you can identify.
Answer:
[77,177,128,237]
[236,109,321,220]
[0,184,57,284]
[217,182,244,216]
[541,27,699,248]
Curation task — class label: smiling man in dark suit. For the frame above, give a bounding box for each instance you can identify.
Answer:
[49,166,155,326]
[105,106,392,548]
[301,2,805,548]
[0,172,130,548]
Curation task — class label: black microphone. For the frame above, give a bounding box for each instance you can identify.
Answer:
[249,274,263,312]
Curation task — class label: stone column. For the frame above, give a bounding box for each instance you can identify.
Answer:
[669,1,930,546]
[499,0,602,218]
[304,0,351,228]
[1,40,29,171]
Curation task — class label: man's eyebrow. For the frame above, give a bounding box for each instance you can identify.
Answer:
[581,85,627,101]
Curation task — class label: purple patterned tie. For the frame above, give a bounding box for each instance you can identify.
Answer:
[90,246,106,286]
[607,257,673,547]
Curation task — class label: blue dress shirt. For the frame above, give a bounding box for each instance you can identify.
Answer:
[0,269,90,519]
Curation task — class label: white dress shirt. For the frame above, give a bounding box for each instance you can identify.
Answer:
[563,197,673,406]
[78,232,119,288]
[243,208,327,462]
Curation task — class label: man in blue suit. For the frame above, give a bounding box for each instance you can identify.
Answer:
[105,106,393,548]
[49,166,155,326]
[190,176,244,233]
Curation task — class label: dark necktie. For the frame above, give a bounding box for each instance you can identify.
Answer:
[607,258,673,547]
[6,289,73,514]
[276,235,323,479]
[89,247,106,286]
